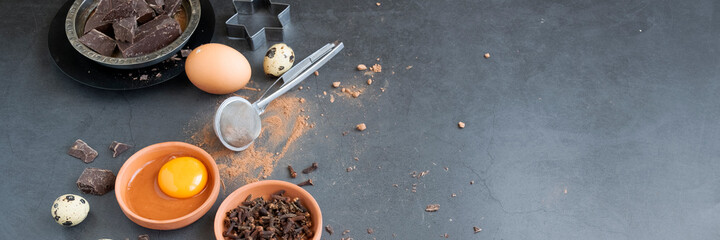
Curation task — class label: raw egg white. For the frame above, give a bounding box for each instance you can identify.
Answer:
[185,43,251,94]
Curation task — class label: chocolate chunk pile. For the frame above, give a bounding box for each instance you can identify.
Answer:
[223,190,314,240]
[79,0,183,57]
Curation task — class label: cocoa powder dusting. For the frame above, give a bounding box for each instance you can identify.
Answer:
[188,95,312,189]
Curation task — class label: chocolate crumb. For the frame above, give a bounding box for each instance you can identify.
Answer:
[332,81,341,88]
[68,139,98,163]
[425,204,440,212]
[393,184,398,187]
[314,71,319,76]
[470,180,474,185]
[367,228,374,234]
[342,131,348,136]
[346,167,353,172]
[180,49,191,57]
[356,123,366,131]
[357,64,367,71]
[326,225,334,235]
[109,141,132,158]
[139,74,148,81]
[473,226,482,233]
[155,73,162,78]
[458,122,465,128]
[451,193,456,197]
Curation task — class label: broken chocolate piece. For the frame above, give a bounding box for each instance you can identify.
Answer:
[113,17,137,43]
[84,0,113,34]
[137,234,149,240]
[146,0,165,14]
[78,29,117,56]
[163,0,181,16]
[119,15,181,57]
[109,141,132,158]
[134,0,155,24]
[180,49,191,57]
[76,168,116,196]
[103,0,135,22]
[67,139,99,163]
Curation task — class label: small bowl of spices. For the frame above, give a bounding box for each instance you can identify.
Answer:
[214,180,322,240]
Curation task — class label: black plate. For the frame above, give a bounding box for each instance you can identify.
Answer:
[48,0,215,90]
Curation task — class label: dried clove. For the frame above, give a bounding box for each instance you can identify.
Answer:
[288,165,297,178]
[223,191,313,240]
[297,179,314,187]
[302,162,318,174]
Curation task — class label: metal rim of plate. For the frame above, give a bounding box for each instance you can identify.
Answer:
[225,0,290,50]
[65,0,201,69]
[48,0,215,90]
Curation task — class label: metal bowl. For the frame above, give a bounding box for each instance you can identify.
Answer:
[65,0,201,69]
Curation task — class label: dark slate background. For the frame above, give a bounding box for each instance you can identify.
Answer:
[2,0,720,239]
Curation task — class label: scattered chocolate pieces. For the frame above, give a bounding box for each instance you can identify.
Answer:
[332,81,341,88]
[356,123,367,131]
[458,122,465,128]
[370,64,382,72]
[180,49,192,57]
[302,162,318,174]
[326,225,334,235]
[357,64,367,71]
[288,165,297,178]
[297,179,314,187]
[78,29,117,56]
[76,168,116,196]
[367,228,374,234]
[109,141,132,158]
[68,139,98,163]
[425,204,440,212]
[138,234,150,240]
[473,226,482,233]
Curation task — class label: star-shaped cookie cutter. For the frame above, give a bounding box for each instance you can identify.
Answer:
[225,0,290,50]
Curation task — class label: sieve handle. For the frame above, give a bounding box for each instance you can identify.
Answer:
[253,42,344,113]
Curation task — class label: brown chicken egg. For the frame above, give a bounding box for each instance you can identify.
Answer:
[185,44,251,94]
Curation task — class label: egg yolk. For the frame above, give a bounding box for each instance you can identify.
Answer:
[157,157,208,199]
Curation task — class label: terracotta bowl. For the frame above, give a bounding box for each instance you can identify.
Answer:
[214,180,322,240]
[115,142,220,230]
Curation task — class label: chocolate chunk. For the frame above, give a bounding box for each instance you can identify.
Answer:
[109,141,132,158]
[113,17,137,43]
[146,0,164,14]
[163,0,181,16]
[134,0,155,24]
[103,0,135,21]
[67,139,99,163]
[137,234,149,240]
[76,168,116,196]
[119,15,181,57]
[79,29,117,56]
[84,0,113,34]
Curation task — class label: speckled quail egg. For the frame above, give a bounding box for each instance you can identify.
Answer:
[263,43,295,77]
[51,194,89,227]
